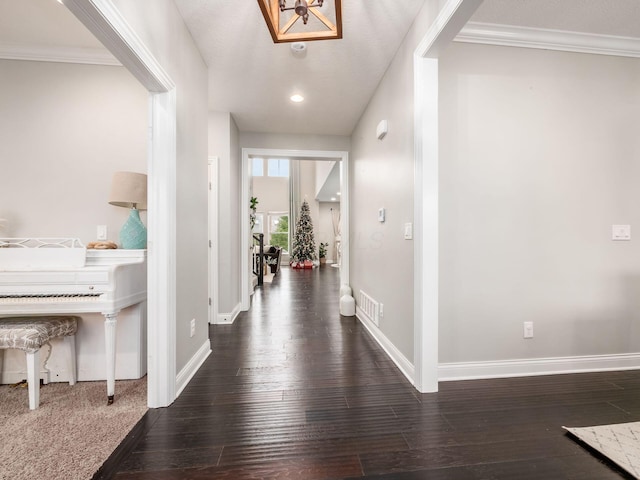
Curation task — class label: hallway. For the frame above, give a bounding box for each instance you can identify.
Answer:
[101,266,636,479]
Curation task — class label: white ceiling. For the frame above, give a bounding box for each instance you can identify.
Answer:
[1,0,639,138]
[173,0,427,136]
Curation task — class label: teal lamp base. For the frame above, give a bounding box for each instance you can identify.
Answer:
[120,208,147,249]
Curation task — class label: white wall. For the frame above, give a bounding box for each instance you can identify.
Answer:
[439,42,640,363]
[0,59,149,382]
[230,116,241,306]
[0,60,147,241]
[240,131,350,152]
[209,111,242,314]
[318,202,339,263]
[111,0,210,374]
[298,160,319,232]
[349,1,444,362]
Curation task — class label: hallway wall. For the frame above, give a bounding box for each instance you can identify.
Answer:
[209,111,242,316]
[111,0,210,376]
[350,1,445,364]
[318,202,339,263]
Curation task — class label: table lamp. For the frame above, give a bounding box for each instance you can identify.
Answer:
[109,171,147,249]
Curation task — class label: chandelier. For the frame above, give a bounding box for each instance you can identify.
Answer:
[257,0,342,43]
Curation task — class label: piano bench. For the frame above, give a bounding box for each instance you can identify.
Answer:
[0,315,79,410]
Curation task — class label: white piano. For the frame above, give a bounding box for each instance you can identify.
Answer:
[0,239,146,404]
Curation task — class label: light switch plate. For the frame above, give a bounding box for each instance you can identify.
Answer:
[612,225,631,241]
[97,225,107,240]
[404,223,413,240]
[378,208,385,223]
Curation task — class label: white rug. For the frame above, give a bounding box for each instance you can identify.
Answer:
[564,421,640,478]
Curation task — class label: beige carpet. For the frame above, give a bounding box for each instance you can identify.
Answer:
[0,378,147,480]
[565,421,640,478]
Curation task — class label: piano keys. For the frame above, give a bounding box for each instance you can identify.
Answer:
[0,247,147,404]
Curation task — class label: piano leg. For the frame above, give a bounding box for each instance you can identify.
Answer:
[103,312,117,405]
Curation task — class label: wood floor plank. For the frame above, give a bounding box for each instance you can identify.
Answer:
[97,266,639,480]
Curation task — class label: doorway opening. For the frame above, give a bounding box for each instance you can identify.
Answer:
[241,148,350,311]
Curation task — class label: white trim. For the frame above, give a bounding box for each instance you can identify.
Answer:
[439,353,640,382]
[147,90,177,408]
[175,339,212,397]
[413,56,439,393]
[63,0,177,408]
[356,308,415,385]
[339,154,350,285]
[62,0,174,92]
[208,157,220,325]
[413,0,482,394]
[456,22,640,58]
[241,149,251,310]
[241,148,350,310]
[0,42,120,65]
[416,0,484,58]
[216,302,242,325]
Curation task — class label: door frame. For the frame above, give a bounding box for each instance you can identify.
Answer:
[208,157,220,324]
[64,0,177,407]
[412,0,483,392]
[241,148,350,310]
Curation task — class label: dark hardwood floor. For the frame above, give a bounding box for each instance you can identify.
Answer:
[98,265,640,479]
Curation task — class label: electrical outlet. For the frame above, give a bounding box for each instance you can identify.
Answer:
[612,225,631,241]
[190,318,196,338]
[379,303,384,318]
[97,225,107,240]
[523,321,533,339]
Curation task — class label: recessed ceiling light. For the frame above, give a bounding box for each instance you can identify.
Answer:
[331,197,336,201]
[56,0,64,4]
[290,94,304,103]
[336,192,341,196]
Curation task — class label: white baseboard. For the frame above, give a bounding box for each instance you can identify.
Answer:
[175,339,211,397]
[355,305,640,386]
[215,302,242,325]
[356,307,415,385]
[1,369,54,385]
[438,353,640,381]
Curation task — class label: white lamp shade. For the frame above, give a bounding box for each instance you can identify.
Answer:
[109,171,147,210]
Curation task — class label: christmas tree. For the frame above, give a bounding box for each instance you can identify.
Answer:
[291,200,317,266]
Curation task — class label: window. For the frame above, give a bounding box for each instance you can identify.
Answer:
[267,159,289,177]
[252,157,264,176]
[268,213,289,252]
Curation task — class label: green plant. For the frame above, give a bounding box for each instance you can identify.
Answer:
[319,242,328,258]
[250,196,259,230]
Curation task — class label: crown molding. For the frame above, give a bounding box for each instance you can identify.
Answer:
[455,22,640,58]
[0,42,120,66]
